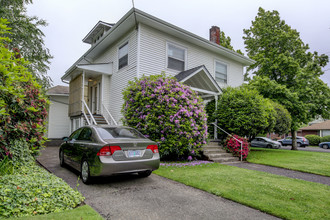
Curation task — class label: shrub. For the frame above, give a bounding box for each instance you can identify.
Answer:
[0,19,48,158]
[304,135,321,146]
[224,135,250,160]
[320,135,330,143]
[215,86,276,140]
[122,74,208,160]
[0,165,84,218]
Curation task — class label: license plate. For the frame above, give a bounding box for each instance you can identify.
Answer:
[128,150,141,158]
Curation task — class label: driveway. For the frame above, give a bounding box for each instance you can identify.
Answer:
[37,146,279,220]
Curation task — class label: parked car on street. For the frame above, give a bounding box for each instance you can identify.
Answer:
[250,137,281,149]
[278,136,309,147]
[319,142,330,149]
[59,125,160,184]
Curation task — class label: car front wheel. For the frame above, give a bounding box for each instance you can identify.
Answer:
[59,150,65,167]
[81,160,92,184]
[322,144,329,149]
[297,142,301,148]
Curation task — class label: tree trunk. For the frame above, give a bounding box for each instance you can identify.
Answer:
[291,129,298,150]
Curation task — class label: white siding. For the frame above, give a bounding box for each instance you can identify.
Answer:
[138,24,244,87]
[94,29,138,124]
[47,95,70,139]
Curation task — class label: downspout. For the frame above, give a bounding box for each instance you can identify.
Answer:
[82,71,85,126]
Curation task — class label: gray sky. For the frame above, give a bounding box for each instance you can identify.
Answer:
[26,0,330,86]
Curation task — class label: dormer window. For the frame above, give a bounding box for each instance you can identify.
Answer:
[118,42,128,70]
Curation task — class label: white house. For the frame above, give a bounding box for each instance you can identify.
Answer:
[46,85,70,139]
[61,8,254,132]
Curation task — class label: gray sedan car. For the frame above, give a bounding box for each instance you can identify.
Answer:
[59,125,160,184]
[250,137,281,149]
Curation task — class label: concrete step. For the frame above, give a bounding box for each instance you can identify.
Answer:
[203,148,227,154]
[208,153,234,160]
[212,157,239,163]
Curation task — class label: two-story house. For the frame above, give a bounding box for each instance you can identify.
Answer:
[61,8,254,132]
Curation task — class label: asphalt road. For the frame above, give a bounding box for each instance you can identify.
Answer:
[280,146,330,152]
[37,147,279,220]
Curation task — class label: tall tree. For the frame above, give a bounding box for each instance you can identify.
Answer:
[219,30,243,55]
[244,7,330,150]
[0,0,53,88]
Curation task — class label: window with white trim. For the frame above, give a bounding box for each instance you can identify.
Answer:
[167,43,186,71]
[118,42,128,69]
[215,61,227,83]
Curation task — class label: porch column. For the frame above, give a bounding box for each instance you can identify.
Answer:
[214,95,218,140]
[82,71,85,112]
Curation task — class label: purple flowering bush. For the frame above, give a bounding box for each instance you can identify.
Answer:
[122,74,208,160]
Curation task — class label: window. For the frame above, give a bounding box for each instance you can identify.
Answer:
[118,42,128,69]
[215,61,227,83]
[78,128,93,141]
[167,43,186,71]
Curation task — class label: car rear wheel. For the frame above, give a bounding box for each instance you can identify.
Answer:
[266,145,272,149]
[297,142,301,148]
[322,144,329,149]
[59,150,65,167]
[138,170,152,178]
[81,160,92,184]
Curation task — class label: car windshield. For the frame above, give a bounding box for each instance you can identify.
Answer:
[263,137,275,142]
[96,127,146,140]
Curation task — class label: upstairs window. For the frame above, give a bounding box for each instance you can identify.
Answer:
[118,42,128,69]
[215,61,227,83]
[167,43,186,71]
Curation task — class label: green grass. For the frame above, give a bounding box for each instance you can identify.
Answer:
[247,148,330,176]
[9,205,103,220]
[154,163,330,220]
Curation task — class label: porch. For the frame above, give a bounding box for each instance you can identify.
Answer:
[62,62,117,131]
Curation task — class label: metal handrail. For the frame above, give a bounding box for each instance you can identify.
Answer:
[82,111,91,125]
[102,103,117,125]
[211,122,243,161]
[82,100,97,125]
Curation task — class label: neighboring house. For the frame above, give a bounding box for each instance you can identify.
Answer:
[298,120,330,137]
[46,85,70,139]
[61,8,254,132]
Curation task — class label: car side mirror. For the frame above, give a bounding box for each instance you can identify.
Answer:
[62,137,69,142]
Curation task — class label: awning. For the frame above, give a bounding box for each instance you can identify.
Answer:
[175,65,222,99]
[76,63,113,75]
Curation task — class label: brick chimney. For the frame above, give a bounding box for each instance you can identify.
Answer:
[209,26,220,45]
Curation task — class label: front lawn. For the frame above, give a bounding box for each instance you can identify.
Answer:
[9,205,103,220]
[154,162,330,220]
[247,148,330,176]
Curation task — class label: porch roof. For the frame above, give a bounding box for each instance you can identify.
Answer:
[62,63,113,82]
[175,65,222,99]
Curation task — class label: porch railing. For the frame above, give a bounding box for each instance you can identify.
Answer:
[82,100,97,125]
[102,104,117,125]
[211,122,243,161]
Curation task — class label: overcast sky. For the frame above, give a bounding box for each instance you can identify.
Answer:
[26,0,330,86]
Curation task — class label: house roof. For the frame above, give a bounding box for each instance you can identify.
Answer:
[47,85,69,96]
[62,8,254,82]
[300,120,330,130]
[82,21,114,44]
[175,65,222,98]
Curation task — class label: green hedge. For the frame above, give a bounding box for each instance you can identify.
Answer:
[320,135,330,143]
[304,135,320,146]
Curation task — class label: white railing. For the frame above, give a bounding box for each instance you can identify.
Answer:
[211,122,243,161]
[102,103,117,125]
[82,100,97,125]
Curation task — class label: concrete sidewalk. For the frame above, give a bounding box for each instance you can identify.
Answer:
[224,162,330,186]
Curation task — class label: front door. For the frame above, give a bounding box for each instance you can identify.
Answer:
[90,82,101,114]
